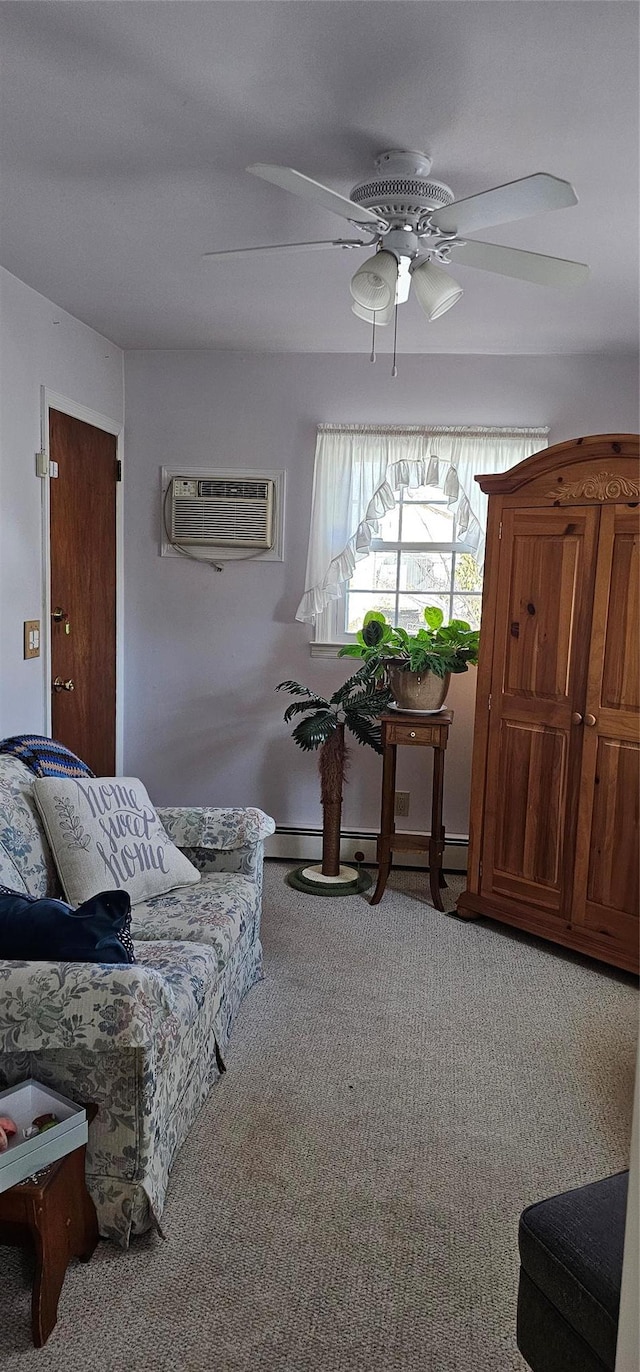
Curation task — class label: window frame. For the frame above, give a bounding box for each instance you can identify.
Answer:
[313,486,483,648]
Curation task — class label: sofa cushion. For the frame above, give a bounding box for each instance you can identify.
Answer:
[33,776,200,906]
[0,755,60,898]
[131,871,257,968]
[133,939,221,1029]
[518,1171,628,1371]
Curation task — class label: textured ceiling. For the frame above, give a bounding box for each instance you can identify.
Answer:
[0,1,638,353]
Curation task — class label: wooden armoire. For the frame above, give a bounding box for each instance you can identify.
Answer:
[458,434,640,974]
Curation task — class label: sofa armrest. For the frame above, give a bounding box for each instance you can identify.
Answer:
[0,957,178,1053]
[158,806,275,852]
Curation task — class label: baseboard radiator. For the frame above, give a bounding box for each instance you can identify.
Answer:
[265,827,469,872]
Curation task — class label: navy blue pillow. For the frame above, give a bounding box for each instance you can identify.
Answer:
[0,888,136,964]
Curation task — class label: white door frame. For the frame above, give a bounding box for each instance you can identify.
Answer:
[40,387,124,771]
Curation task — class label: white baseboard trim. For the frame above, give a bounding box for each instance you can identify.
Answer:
[265,826,469,872]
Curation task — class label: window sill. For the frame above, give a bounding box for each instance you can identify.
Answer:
[309,642,349,659]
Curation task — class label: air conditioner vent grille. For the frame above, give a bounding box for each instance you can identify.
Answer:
[198,479,269,500]
[170,475,275,549]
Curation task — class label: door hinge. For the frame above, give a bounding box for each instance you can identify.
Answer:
[479,861,483,879]
[487,693,492,710]
[36,451,58,479]
[116,459,122,482]
[498,520,503,540]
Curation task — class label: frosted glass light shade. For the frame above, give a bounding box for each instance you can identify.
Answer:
[411,260,463,320]
[351,299,394,326]
[350,251,398,310]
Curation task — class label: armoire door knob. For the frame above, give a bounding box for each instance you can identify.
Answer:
[584,714,597,727]
[571,712,583,724]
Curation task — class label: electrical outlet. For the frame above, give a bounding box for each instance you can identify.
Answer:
[394,790,410,817]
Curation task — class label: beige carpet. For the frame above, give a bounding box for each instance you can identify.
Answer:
[0,863,637,1371]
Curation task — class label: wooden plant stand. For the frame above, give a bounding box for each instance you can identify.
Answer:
[371,709,453,909]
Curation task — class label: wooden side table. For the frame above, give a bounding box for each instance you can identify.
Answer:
[371,709,453,910]
[0,1107,98,1347]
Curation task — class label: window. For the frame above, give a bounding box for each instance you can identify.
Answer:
[298,424,549,646]
[337,484,482,641]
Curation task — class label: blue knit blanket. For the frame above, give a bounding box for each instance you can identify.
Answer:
[0,734,94,778]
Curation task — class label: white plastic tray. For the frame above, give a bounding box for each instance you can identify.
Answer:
[0,1079,87,1193]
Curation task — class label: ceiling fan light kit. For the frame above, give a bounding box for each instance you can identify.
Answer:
[349,249,398,310]
[351,299,394,326]
[205,148,589,375]
[411,259,464,321]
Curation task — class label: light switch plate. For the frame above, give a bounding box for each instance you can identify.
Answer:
[24,620,40,659]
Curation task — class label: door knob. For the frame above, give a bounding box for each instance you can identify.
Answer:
[584,714,597,727]
[52,677,75,693]
[571,712,583,724]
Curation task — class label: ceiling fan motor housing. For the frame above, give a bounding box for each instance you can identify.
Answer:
[350,150,454,230]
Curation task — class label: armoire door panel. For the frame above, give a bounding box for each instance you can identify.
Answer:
[504,527,582,701]
[481,506,599,915]
[601,527,639,711]
[493,721,567,899]
[580,905,639,951]
[586,738,639,916]
[572,504,640,951]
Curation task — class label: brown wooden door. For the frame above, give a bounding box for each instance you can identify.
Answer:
[49,410,118,776]
[480,505,599,920]
[571,504,640,956]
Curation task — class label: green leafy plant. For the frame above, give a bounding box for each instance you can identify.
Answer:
[338,607,480,679]
[276,663,392,754]
[276,664,392,880]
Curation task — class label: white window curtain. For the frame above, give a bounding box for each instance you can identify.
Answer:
[296,424,549,625]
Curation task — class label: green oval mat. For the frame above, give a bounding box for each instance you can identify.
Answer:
[285,866,373,897]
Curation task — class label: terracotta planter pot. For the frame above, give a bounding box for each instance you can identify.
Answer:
[386,664,451,713]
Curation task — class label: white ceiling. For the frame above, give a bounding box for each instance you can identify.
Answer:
[1,1,638,354]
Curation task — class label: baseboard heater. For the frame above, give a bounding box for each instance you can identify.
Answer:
[265,826,469,873]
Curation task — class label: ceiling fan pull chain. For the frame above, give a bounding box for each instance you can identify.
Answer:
[391,303,399,378]
[370,315,376,364]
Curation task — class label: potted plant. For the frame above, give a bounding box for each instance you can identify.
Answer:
[338,607,480,712]
[276,664,391,892]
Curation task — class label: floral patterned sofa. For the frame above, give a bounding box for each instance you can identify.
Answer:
[0,752,275,1244]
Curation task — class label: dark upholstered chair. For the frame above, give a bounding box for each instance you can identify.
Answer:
[517,1171,628,1372]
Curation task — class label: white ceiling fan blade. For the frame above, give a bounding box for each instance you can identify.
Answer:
[448,239,589,287]
[431,173,578,236]
[247,163,388,229]
[203,239,367,260]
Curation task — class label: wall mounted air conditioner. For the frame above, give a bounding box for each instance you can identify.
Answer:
[170,477,275,549]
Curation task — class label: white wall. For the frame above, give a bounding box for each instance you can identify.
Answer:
[0,268,124,737]
[123,349,639,838]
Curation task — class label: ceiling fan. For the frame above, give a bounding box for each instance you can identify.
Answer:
[203,149,589,345]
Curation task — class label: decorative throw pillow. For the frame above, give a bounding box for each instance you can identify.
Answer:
[0,888,136,964]
[33,776,200,907]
